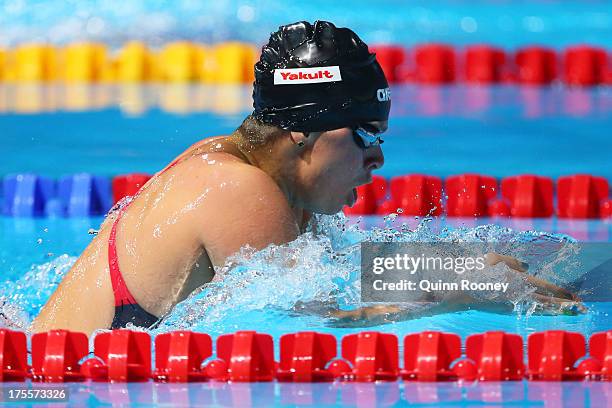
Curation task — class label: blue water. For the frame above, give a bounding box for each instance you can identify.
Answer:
[1,1,611,48]
[0,84,611,407]
[1,84,611,179]
[1,84,611,337]
[1,381,610,407]
[1,212,611,341]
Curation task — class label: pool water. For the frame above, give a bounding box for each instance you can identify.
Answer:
[1,212,611,341]
[0,85,610,408]
[0,380,609,407]
[2,0,611,48]
[1,84,611,335]
[2,84,611,179]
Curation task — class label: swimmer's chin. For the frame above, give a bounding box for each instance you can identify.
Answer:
[312,189,357,215]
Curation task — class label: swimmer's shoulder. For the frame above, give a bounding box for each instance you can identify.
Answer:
[189,152,282,196]
[178,148,264,177]
[164,137,289,211]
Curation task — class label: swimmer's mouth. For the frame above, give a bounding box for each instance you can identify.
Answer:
[349,187,357,207]
[349,173,373,205]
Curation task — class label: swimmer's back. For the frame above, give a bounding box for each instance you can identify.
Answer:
[32,137,301,335]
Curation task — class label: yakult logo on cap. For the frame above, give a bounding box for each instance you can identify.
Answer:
[274,66,342,85]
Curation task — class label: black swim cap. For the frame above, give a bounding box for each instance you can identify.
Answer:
[252,21,391,132]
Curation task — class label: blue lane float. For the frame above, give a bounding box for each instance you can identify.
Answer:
[58,173,112,217]
[1,173,112,217]
[1,174,56,217]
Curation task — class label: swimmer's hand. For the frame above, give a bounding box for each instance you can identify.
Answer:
[328,305,405,327]
[328,254,587,327]
[325,254,587,328]
[485,252,587,313]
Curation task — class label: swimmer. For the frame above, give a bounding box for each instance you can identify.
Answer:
[32,21,581,335]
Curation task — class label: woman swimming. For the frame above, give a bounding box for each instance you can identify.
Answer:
[32,21,581,335]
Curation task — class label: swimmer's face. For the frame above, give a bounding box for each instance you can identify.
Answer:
[294,120,387,214]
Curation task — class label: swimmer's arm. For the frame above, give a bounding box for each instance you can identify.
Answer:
[327,302,466,327]
[328,294,584,327]
[198,164,300,267]
[485,253,580,301]
[329,254,586,326]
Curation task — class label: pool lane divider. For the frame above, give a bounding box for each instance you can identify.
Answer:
[1,43,610,86]
[0,329,611,383]
[2,173,611,219]
[1,173,150,218]
[111,174,151,205]
[362,44,611,86]
[345,173,612,219]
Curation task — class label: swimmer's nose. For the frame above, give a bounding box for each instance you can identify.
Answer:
[364,145,384,171]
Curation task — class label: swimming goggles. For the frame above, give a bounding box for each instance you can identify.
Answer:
[352,124,385,149]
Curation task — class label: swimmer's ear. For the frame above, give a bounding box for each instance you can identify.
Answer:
[290,131,309,148]
[298,132,310,147]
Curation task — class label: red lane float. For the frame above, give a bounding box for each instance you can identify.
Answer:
[557,174,609,218]
[3,329,612,383]
[370,175,388,203]
[0,329,28,382]
[344,173,611,218]
[31,330,89,382]
[414,44,456,84]
[515,47,558,85]
[501,175,554,218]
[588,330,612,380]
[527,330,586,381]
[402,331,461,381]
[153,331,213,382]
[344,175,388,216]
[86,330,151,382]
[465,46,508,84]
[209,331,275,382]
[112,173,152,204]
[445,174,498,217]
[602,199,612,218]
[371,176,395,215]
[376,199,400,215]
[391,175,443,216]
[277,331,337,382]
[341,332,399,381]
[371,45,406,83]
[564,46,608,86]
[487,199,512,217]
[463,331,524,381]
